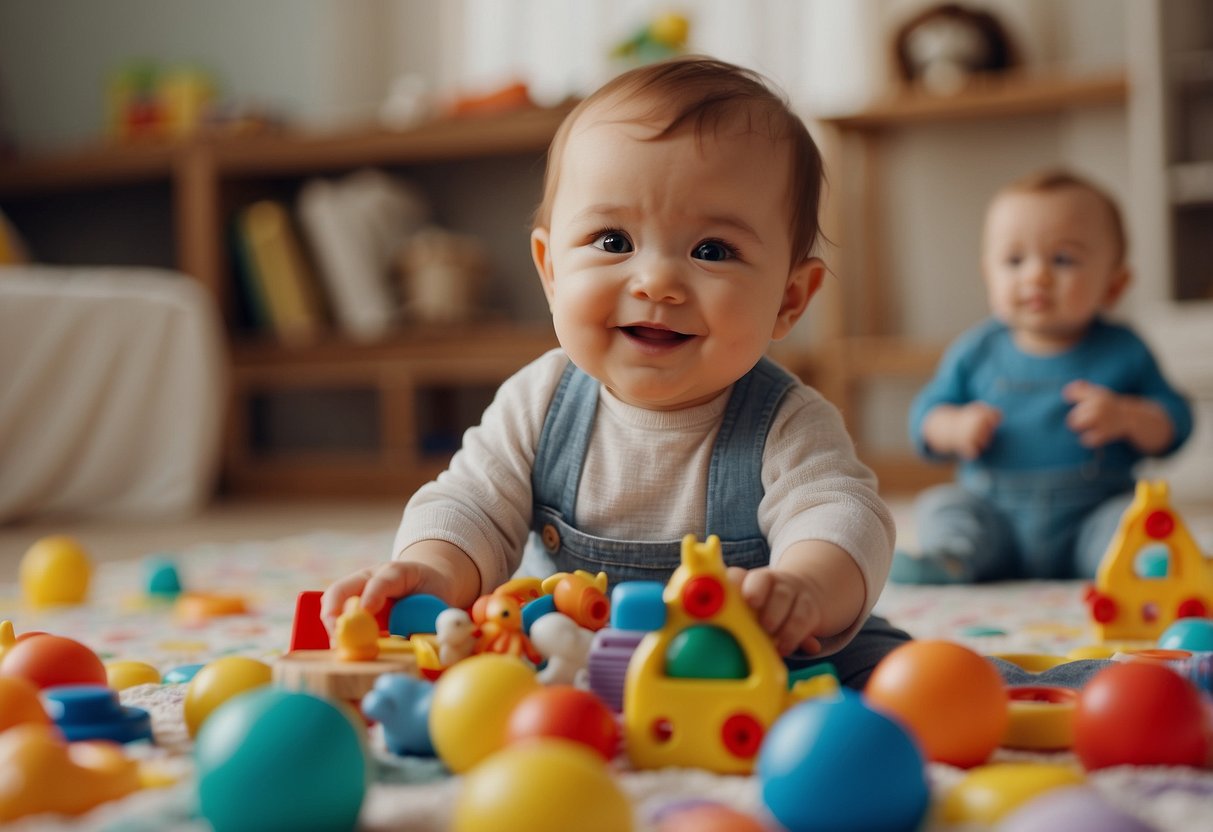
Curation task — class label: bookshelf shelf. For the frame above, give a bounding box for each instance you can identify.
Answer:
[0,106,569,497]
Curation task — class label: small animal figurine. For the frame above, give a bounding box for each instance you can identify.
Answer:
[334,597,380,662]
[477,595,542,665]
[360,673,436,757]
[435,608,477,667]
[530,613,594,687]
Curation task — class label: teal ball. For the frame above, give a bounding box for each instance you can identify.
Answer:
[196,687,367,832]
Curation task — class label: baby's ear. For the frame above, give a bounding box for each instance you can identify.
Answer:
[1104,265,1131,307]
[531,228,556,305]
[772,257,826,340]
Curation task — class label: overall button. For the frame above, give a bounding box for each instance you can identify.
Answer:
[541,524,561,552]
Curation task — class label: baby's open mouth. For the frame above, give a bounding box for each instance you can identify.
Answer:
[620,325,693,345]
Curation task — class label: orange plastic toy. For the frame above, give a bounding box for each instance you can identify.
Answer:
[541,570,611,631]
[864,640,1009,768]
[0,633,108,690]
[0,676,51,732]
[0,724,141,822]
[623,535,832,774]
[1084,480,1213,642]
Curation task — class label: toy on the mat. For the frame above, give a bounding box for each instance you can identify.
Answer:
[334,596,380,661]
[622,534,833,774]
[1158,616,1213,651]
[175,591,249,625]
[19,535,91,608]
[0,724,142,822]
[476,593,542,663]
[529,612,594,686]
[758,692,929,832]
[42,685,153,744]
[360,672,436,757]
[505,685,619,761]
[0,676,51,732]
[428,653,539,773]
[1072,660,1210,770]
[105,660,161,690]
[183,656,273,738]
[541,570,611,631]
[998,786,1158,832]
[863,639,1009,768]
[1084,480,1213,642]
[0,632,108,690]
[144,556,183,599]
[1003,685,1077,751]
[195,688,367,832]
[435,607,477,666]
[940,762,1085,825]
[653,801,769,832]
[451,738,633,832]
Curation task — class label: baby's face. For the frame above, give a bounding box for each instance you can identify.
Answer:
[532,99,814,410]
[982,187,1126,353]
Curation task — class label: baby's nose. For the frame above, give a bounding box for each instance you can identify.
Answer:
[630,256,686,302]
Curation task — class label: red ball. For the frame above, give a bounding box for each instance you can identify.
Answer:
[505,685,620,761]
[1074,661,1210,770]
[0,633,107,690]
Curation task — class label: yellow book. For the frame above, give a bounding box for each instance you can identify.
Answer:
[239,201,325,343]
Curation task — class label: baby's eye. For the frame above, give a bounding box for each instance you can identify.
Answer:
[691,239,736,262]
[1053,253,1077,268]
[1004,254,1023,268]
[592,231,633,254]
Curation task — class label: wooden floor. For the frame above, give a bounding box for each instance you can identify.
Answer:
[0,498,404,582]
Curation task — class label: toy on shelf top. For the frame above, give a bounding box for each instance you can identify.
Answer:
[623,534,834,774]
[1084,480,1213,642]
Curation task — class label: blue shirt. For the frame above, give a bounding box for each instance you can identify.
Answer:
[909,317,1193,475]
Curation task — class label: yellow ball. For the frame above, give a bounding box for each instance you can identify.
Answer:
[941,762,1085,824]
[20,535,91,608]
[106,661,162,690]
[650,13,690,48]
[183,657,272,738]
[429,653,538,773]
[452,739,633,832]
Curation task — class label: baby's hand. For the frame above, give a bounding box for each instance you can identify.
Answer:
[320,560,452,635]
[1063,380,1127,447]
[726,566,823,656]
[952,402,1001,459]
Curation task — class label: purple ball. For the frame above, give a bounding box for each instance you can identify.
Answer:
[997,787,1156,832]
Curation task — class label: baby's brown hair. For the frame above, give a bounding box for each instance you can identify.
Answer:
[533,56,825,266]
[995,169,1127,265]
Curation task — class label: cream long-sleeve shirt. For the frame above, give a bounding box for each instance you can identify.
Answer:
[394,349,895,652]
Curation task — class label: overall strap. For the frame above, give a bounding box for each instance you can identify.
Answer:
[705,356,798,541]
[531,360,599,521]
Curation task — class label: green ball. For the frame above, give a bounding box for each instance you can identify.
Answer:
[196,687,367,832]
[665,625,749,679]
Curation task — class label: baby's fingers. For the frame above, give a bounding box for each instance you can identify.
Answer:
[320,569,375,633]
[361,563,427,615]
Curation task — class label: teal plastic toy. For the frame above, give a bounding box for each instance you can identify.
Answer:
[196,688,368,832]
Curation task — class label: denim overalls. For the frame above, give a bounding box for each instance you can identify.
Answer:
[519,357,911,688]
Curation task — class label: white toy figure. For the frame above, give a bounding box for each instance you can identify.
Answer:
[529,613,594,687]
[435,607,476,667]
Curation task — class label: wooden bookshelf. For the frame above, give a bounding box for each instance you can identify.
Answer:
[816,69,1129,493]
[0,106,570,497]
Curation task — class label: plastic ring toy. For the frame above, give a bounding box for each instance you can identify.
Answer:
[1003,685,1077,751]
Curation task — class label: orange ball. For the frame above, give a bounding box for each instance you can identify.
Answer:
[0,676,51,731]
[505,685,619,761]
[0,634,107,690]
[864,640,1008,768]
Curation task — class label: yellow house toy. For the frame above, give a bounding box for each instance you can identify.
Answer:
[623,534,833,774]
[1084,481,1213,642]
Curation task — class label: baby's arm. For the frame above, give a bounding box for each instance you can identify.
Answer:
[1063,380,1175,454]
[921,401,1002,459]
[728,540,863,656]
[319,540,481,634]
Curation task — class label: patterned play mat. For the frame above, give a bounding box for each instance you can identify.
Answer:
[2,529,1212,831]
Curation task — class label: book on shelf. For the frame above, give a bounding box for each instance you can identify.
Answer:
[237,200,326,344]
[298,170,429,341]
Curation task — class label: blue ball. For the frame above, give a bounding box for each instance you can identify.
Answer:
[758,692,929,832]
[196,688,367,832]
[1159,617,1213,652]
